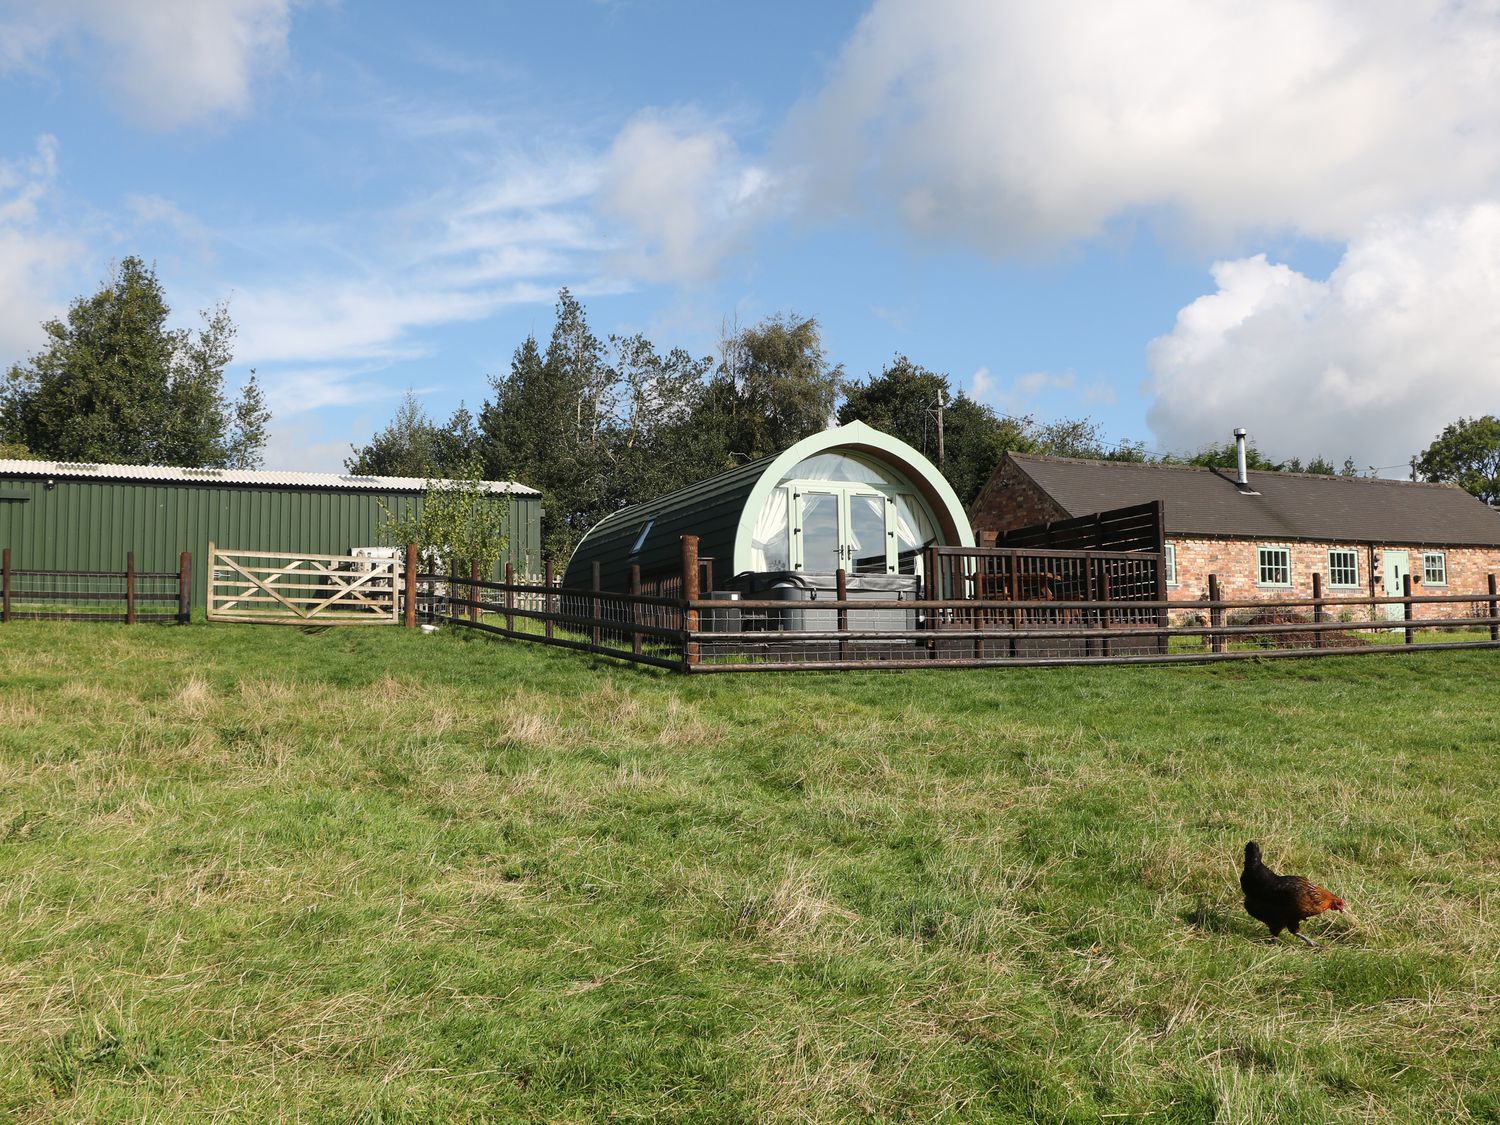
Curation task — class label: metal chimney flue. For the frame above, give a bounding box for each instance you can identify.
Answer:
[1233,428,1249,486]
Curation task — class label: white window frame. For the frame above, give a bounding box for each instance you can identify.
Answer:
[1256,545,1292,588]
[1327,548,1359,589]
[1422,551,1447,586]
[1164,543,1178,586]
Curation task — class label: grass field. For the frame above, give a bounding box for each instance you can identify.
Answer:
[1,622,1498,1123]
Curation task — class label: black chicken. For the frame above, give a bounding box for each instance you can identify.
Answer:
[1240,841,1345,946]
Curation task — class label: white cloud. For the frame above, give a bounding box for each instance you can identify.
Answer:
[1,0,291,128]
[600,110,775,281]
[1146,205,1500,467]
[233,277,557,366]
[786,0,1500,249]
[257,367,420,417]
[0,136,82,362]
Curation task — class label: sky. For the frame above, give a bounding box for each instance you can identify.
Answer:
[3,0,1499,477]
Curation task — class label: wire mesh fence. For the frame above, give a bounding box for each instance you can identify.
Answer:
[412,556,1500,674]
[1,550,189,624]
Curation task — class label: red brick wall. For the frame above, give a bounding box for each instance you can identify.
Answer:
[968,457,1071,535]
[1167,537,1500,621]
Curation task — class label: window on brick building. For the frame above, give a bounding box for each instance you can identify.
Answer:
[1423,551,1447,586]
[1164,543,1177,586]
[1257,546,1291,587]
[1328,549,1359,588]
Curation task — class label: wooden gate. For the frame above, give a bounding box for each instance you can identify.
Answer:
[207,543,400,624]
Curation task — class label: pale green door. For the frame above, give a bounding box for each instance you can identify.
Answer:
[1383,550,1409,623]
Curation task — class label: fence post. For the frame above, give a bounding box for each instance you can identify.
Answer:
[1208,573,1224,654]
[1311,572,1325,650]
[837,567,850,662]
[1490,573,1498,643]
[469,561,481,624]
[125,551,136,625]
[1403,573,1414,645]
[504,561,515,633]
[206,540,215,620]
[591,560,603,647]
[1099,570,1112,658]
[405,543,417,627]
[178,551,191,625]
[2,547,10,624]
[681,535,700,668]
[629,564,643,657]
[544,560,555,641]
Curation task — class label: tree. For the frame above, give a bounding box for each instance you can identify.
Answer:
[1417,415,1500,504]
[0,256,269,467]
[608,333,716,503]
[837,355,1029,504]
[711,313,843,461]
[1029,417,1149,462]
[376,456,509,577]
[478,290,616,561]
[346,392,477,478]
[0,441,38,459]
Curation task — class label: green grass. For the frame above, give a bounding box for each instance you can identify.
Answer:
[1,622,1498,1122]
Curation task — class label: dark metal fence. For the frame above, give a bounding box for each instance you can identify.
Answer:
[1,549,192,624]
[408,537,1500,672]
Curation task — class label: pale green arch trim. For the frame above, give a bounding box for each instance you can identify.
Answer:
[731,421,975,575]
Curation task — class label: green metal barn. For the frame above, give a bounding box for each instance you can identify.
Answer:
[0,459,542,609]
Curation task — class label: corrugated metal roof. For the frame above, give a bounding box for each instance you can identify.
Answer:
[0,458,539,496]
[1008,453,1500,546]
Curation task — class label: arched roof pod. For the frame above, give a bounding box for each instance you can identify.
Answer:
[563,421,974,590]
[730,422,973,574]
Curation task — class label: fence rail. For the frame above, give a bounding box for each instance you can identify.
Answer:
[410,537,1500,673]
[1,548,190,624]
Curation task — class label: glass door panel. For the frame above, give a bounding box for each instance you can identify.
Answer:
[798,490,843,573]
[848,491,891,573]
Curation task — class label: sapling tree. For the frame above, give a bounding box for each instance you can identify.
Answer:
[377,456,510,578]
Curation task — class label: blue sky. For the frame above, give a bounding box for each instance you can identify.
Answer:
[3,0,1499,476]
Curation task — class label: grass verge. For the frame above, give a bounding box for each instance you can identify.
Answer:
[1,621,1498,1122]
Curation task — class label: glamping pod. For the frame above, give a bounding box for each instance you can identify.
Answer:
[564,421,974,592]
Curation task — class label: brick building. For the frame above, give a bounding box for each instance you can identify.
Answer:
[970,452,1500,620]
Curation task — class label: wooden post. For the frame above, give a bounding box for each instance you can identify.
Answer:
[681,535,700,667]
[1403,573,1414,645]
[1311,572,1325,650]
[1008,549,1021,659]
[544,560,555,640]
[1489,573,1498,643]
[702,557,715,595]
[504,561,515,632]
[125,551,136,624]
[1099,570,1112,658]
[836,567,850,662]
[206,540,215,619]
[1208,573,1224,654]
[1152,504,1168,654]
[178,551,191,625]
[629,564,643,657]
[470,561,481,623]
[591,560,603,647]
[2,547,10,624]
[404,544,418,628]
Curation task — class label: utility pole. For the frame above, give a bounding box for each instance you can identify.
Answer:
[934,390,945,470]
[1410,456,1418,482]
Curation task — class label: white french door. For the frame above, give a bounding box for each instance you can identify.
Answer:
[790,485,897,573]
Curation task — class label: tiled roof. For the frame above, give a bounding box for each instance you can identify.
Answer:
[0,459,539,496]
[1008,453,1500,546]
